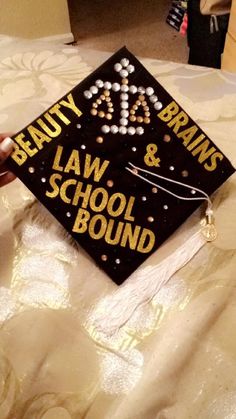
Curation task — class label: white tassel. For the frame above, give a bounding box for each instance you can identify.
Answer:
[91,230,206,336]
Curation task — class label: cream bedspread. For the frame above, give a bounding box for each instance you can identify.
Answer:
[0,35,235,419]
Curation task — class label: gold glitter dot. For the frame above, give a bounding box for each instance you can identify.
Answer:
[142,101,147,106]
[164,134,171,142]
[109,108,114,113]
[182,170,189,177]
[98,111,105,118]
[96,99,102,105]
[101,254,108,261]
[152,187,158,193]
[147,216,154,222]
[107,102,113,107]
[133,105,138,111]
[92,102,98,108]
[145,111,150,117]
[106,113,112,120]
[137,116,143,123]
[106,97,111,102]
[136,100,141,106]
[96,136,103,144]
[107,180,114,187]
[139,95,145,101]
[144,106,149,111]
[122,78,128,84]
[129,115,136,122]
[101,95,105,100]
[132,168,138,174]
[104,89,110,96]
[130,109,135,115]
[91,108,97,116]
[144,117,150,124]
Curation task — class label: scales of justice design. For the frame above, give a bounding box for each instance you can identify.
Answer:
[83,56,164,138]
[7,47,235,284]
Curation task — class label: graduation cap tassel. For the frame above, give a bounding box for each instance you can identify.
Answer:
[90,164,216,336]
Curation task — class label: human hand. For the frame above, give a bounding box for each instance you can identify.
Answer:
[0,134,16,187]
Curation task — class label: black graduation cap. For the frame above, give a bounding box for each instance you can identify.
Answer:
[7,47,235,284]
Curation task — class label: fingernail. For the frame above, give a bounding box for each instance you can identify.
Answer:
[0,137,14,153]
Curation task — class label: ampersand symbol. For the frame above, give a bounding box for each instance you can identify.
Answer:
[144,143,161,167]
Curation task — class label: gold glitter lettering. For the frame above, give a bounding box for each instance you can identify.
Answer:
[83,155,110,182]
[187,134,206,151]
[105,219,124,245]
[14,133,37,157]
[191,140,216,163]
[89,187,108,212]
[167,111,189,134]
[137,228,155,253]
[120,223,141,250]
[72,208,90,233]
[49,104,71,125]
[27,125,52,150]
[124,196,135,221]
[89,214,107,240]
[60,93,82,118]
[107,193,126,217]
[10,142,28,166]
[64,149,80,175]
[177,125,198,146]
[204,152,223,171]
[45,173,62,198]
[37,113,62,137]
[72,182,93,208]
[52,145,64,172]
[60,178,77,204]
[157,101,179,122]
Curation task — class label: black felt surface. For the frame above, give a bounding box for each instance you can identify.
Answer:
[7,47,235,284]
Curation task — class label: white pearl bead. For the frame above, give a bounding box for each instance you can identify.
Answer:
[138,86,145,94]
[114,63,122,72]
[129,85,138,94]
[104,81,112,90]
[120,109,129,118]
[121,101,129,109]
[121,84,129,92]
[191,189,196,195]
[136,127,144,135]
[110,125,118,134]
[90,85,98,94]
[101,125,110,134]
[163,205,168,210]
[81,144,86,150]
[169,165,174,171]
[120,58,129,67]
[127,64,135,73]
[120,93,129,101]
[149,95,158,103]
[119,126,127,135]
[112,82,120,92]
[120,69,129,78]
[95,79,104,88]
[128,126,136,135]
[120,118,128,126]
[132,146,137,151]
[146,87,154,96]
[84,90,92,99]
[115,258,121,264]
[154,101,163,110]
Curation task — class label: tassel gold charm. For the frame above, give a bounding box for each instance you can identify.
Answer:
[201,208,217,242]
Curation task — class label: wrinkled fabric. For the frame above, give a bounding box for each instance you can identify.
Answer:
[0,36,235,419]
